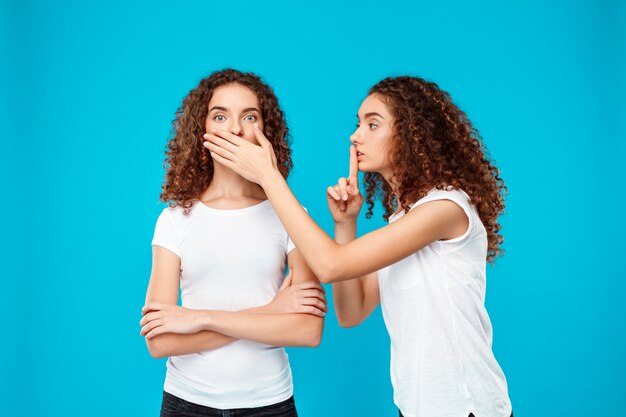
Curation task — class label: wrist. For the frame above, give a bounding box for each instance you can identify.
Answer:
[199,310,214,331]
[334,219,357,228]
[259,167,283,190]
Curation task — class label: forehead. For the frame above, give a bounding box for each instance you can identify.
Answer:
[358,93,392,119]
[209,83,259,108]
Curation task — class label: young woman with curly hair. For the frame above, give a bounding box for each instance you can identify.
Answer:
[204,75,513,417]
[140,69,326,417]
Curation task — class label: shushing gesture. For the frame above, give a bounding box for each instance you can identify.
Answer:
[327,145,364,224]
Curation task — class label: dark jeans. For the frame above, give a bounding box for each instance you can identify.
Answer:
[160,391,298,417]
[400,412,513,417]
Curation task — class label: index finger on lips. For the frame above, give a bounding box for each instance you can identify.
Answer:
[349,145,359,186]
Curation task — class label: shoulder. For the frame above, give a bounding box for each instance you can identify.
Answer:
[155,203,199,225]
[406,187,471,214]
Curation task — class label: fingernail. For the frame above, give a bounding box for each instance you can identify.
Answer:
[203,133,209,139]
[211,128,217,133]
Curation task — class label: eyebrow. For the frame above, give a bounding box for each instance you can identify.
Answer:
[357,112,385,120]
[209,106,260,113]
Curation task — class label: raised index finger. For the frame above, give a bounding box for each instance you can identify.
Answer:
[349,145,359,186]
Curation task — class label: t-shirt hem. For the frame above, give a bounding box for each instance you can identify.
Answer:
[163,379,294,410]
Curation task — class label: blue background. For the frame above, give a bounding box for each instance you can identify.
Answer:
[2,1,624,416]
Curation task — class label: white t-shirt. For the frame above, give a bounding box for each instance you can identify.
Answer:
[378,188,512,417]
[151,199,296,409]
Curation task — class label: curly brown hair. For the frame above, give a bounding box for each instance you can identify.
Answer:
[160,69,292,213]
[363,76,507,263]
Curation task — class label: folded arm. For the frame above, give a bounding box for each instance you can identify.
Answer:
[142,246,325,358]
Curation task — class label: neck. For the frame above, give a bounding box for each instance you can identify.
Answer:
[201,162,266,201]
[380,170,400,206]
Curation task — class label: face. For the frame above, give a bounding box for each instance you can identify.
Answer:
[350,93,395,177]
[205,83,263,144]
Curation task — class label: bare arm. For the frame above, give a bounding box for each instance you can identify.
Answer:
[258,171,467,283]
[143,246,237,358]
[204,128,469,284]
[332,221,380,328]
[202,248,325,347]
[142,248,326,352]
[325,155,380,327]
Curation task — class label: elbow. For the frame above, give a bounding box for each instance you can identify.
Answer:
[145,338,168,359]
[303,331,322,348]
[318,274,334,285]
[336,312,363,329]
[307,327,323,348]
[337,318,361,329]
[297,317,324,348]
[316,259,344,284]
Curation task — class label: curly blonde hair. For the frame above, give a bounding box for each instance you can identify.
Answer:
[364,76,507,263]
[160,69,292,213]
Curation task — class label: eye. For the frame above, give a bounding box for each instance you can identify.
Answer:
[244,114,257,122]
[368,123,378,130]
[213,115,226,122]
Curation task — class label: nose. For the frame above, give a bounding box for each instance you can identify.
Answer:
[350,129,362,145]
[229,119,243,137]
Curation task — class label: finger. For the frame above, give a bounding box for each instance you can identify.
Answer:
[139,311,159,327]
[213,129,246,146]
[253,123,272,148]
[146,325,167,339]
[296,281,326,293]
[204,141,237,161]
[303,306,325,317]
[347,184,360,197]
[209,149,239,171]
[309,298,329,312]
[142,302,163,315]
[300,289,328,302]
[349,145,359,186]
[203,133,239,152]
[140,319,162,337]
[338,177,348,201]
[204,142,235,166]
[301,296,329,312]
[279,269,293,291]
[327,186,341,201]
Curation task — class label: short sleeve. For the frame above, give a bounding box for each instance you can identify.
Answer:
[410,189,475,243]
[286,206,307,254]
[152,209,182,257]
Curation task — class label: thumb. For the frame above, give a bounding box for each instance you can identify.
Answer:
[347,185,360,196]
[279,268,293,290]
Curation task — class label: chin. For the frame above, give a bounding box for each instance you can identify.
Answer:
[357,162,375,173]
